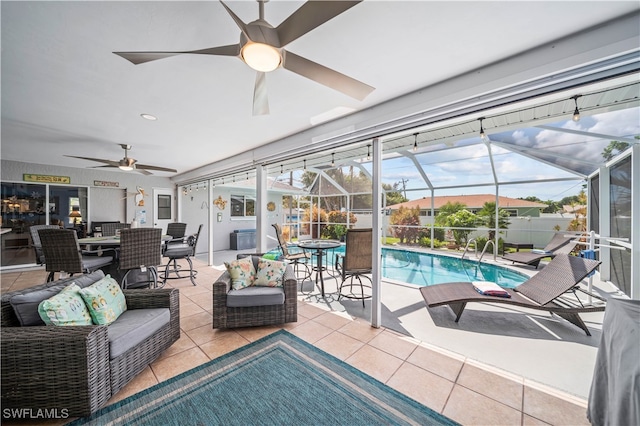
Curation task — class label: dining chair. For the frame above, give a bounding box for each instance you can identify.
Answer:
[166,222,187,240]
[101,222,130,237]
[163,222,188,254]
[161,224,202,286]
[29,224,62,265]
[272,223,311,284]
[38,228,116,282]
[334,228,373,307]
[118,228,162,289]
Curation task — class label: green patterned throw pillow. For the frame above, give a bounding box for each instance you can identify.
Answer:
[78,275,127,325]
[224,257,256,290]
[254,259,287,287]
[38,283,93,326]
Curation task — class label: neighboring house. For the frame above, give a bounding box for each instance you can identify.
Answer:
[387,194,548,218]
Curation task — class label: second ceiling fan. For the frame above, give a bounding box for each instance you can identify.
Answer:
[114,0,374,115]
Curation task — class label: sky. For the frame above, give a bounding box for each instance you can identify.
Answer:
[377,107,638,201]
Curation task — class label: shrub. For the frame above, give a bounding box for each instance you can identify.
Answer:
[302,206,328,238]
[419,236,444,248]
[390,206,421,243]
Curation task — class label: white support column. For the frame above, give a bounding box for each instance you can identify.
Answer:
[598,166,611,281]
[256,165,268,253]
[430,189,435,250]
[632,144,639,299]
[208,180,214,266]
[371,137,382,328]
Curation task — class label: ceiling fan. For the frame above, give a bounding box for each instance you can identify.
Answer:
[65,144,177,175]
[113,0,375,115]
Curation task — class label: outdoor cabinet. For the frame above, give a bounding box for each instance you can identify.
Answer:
[230,229,256,250]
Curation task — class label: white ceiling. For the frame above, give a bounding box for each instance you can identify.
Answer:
[2,1,639,179]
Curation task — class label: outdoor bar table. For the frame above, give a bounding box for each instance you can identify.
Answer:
[296,239,341,297]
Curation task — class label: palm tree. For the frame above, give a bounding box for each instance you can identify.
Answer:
[476,202,510,240]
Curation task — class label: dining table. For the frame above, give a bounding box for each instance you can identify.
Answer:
[78,234,173,247]
[296,239,341,297]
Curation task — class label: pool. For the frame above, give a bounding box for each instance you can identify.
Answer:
[267,245,528,288]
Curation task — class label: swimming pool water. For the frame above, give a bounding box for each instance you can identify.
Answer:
[268,246,527,288]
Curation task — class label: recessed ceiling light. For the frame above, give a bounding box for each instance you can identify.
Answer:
[140,113,157,121]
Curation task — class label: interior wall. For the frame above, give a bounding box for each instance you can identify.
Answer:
[186,185,282,253]
[1,160,174,226]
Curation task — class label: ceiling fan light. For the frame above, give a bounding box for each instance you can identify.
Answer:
[241,42,281,72]
[119,158,135,171]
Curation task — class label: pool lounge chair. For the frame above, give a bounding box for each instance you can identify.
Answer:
[502,233,578,269]
[420,254,604,335]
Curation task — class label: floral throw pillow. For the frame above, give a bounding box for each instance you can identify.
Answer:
[78,275,127,325]
[225,257,256,290]
[38,283,93,326]
[254,259,287,287]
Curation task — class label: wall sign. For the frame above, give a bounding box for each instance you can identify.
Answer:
[23,174,70,184]
[94,180,120,187]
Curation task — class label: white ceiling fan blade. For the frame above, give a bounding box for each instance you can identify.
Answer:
[253,72,270,116]
[114,45,241,65]
[275,1,361,47]
[219,1,251,40]
[135,163,178,173]
[65,155,119,167]
[282,50,374,101]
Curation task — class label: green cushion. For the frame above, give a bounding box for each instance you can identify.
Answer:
[38,284,93,326]
[224,257,256,290]
[78,275,127,325]
[254,259,287,287]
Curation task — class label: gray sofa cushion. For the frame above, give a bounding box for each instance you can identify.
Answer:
[9,271,105,326]
[227,286,285,308]
[108,308,170,359]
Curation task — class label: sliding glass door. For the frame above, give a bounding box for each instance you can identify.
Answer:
[1,182,88,269]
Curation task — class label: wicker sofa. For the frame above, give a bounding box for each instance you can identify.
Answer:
[1,270,180,418]
[213,254,297,329]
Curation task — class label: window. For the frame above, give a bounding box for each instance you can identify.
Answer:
[231,195,255,217]
[157,194,171,220]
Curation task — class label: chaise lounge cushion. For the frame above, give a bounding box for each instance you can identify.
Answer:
[107,308,170,359]
[226,286,285,308]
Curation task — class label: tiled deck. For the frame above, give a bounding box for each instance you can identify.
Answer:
[0,254,602,426]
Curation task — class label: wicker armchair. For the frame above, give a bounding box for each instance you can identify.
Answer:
[213,255,297,329]
[1,271,180,418]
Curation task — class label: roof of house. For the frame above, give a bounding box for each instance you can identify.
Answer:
[388,194,548,210]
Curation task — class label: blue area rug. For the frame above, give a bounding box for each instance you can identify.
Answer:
[69,330,458,425]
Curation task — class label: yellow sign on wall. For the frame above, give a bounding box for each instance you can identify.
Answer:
[23,174,71,184]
